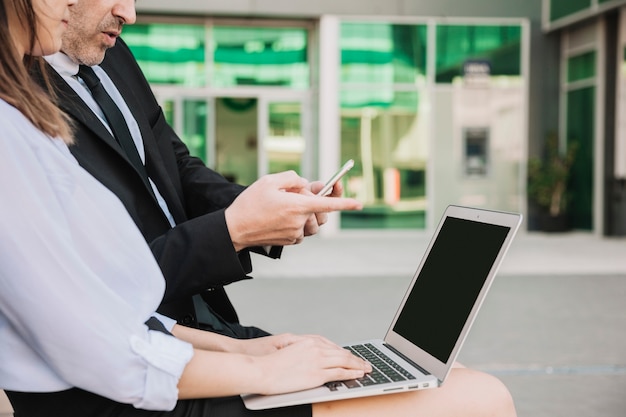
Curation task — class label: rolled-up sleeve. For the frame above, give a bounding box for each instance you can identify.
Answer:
[130,331,193,410]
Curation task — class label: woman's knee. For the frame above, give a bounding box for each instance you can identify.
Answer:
[448,368,516,416]
[313,369,516,417]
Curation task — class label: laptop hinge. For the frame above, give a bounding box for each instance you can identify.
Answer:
[383,343,431,376]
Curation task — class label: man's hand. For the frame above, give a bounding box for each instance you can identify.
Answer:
[301,179,347,236]
[225,171,361,251]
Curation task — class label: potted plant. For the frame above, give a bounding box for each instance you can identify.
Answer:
[527,132,577,232]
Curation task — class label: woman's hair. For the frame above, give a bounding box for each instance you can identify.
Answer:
[0,0,72,143]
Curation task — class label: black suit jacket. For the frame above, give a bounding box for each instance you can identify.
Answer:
[40,38,280,326]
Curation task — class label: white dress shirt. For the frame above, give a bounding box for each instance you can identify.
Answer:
[0,99,193,410]
[45,53,176,227]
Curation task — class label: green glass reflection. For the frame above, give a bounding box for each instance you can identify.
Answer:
[182,100,207,163]
[214,98,258,186]
[340,22,427,85]
[340,88,419,110]
[435,25,521,83]
[566,87,594,230]
[340,86,394,109]
[550,0,591,21]
[339,89,427,229]
[212,26,309,88]
[568,51,596,82]
[267,102,303,174]
[123,24,206,86]
[162,99,175,126]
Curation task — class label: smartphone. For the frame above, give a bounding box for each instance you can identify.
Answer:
[317,159,355,196]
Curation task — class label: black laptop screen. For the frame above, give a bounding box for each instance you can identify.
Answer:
[392,216,510,363]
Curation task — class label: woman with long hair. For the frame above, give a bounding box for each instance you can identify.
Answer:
[0,1,516,416]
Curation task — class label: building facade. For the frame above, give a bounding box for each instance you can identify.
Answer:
[542,0,626,235]
[130,0,624,235]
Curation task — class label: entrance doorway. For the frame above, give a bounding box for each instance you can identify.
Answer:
[155,90,311,186]
[214,97,258,185]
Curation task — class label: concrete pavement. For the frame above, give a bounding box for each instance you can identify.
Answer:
[246,230,626,280]
[226,230,626,417]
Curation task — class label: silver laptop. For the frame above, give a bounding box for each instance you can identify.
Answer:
[242,205,522,410]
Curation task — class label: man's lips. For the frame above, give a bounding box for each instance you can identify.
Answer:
[104,30,120,38]
[101,30,120,46]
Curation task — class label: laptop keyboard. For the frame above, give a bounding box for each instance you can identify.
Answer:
[324,343,416,391]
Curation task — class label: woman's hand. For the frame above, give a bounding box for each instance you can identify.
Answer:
[252,336,371,395]
[176,334,371,399]
[231,333,308,356]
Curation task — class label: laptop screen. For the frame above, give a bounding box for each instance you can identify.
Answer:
[392,216,510,363]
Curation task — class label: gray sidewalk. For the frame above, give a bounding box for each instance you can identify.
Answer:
[247,230,626,280]
[227,231,626,417]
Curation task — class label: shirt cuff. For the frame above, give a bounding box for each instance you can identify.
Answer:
[130,330,193,410]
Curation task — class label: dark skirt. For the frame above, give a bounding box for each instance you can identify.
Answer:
[6,389,312,417]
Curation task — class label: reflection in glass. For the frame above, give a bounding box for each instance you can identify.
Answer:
[567,51,596,82]
[162,99,175,127]
[340,90,427,229]
[340,21,429,229]
[123,23,206,86]
[215,98,258,185]
[341,22,427,86]
[266,102,303,174]
[213,26,309,88]
[550,0,591,22]
[182,100,207,164]
[435,25,521,83]
[566,87,594,230]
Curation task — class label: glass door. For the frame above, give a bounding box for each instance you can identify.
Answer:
[215,95,310,184]
[158,94,211,166]
[214,97,259,185]
[259,100,307,177]
[155,89,311,185]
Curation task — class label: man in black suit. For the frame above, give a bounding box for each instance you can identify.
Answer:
[39,0,361,338]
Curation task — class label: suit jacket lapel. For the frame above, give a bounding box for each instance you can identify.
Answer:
[44,63,179,214]
[41,61,187,222]
[43,66,126,157]
[43,64,161,202]
[101,62,188,222]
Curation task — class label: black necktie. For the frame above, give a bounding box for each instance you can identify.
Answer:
[77,65,150,187]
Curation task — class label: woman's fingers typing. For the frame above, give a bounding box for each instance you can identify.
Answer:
[255,336,371,395]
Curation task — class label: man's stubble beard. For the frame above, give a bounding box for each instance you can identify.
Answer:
[62,34,108,67]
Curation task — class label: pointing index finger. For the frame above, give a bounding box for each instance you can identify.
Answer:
[305,195,363,213]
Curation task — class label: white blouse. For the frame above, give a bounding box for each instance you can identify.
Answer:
[0,99,193,410]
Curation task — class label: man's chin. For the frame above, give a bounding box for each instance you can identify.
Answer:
[77,51,108,67]
[61,44,108,67]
